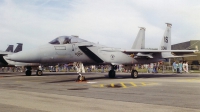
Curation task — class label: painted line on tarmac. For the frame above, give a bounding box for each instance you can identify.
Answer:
[141,82,146,86]
[130,82,137,87]
[92,82,158,88]
[120,82,127,88]
[100,84,104,87]
[110,83,114,88]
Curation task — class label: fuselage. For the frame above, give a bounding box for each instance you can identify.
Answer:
[4,41,163,65]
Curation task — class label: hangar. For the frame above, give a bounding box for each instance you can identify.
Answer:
[171,40,200,64]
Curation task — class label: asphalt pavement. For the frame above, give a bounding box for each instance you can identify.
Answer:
[0,72,200,112]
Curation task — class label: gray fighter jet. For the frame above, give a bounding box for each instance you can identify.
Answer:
[3,27,146,77]
[4,23,198,79]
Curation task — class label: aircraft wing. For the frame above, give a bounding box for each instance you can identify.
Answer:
[122,49,198,53]
[120,49,198,58]
[163,54,197,58]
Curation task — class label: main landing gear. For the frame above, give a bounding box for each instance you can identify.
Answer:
[108,65,138,78]
[25,66,43,76]
[25,66,32,76]
[36,70,43,76]
[108,65,117,78]
[131,70,138,78]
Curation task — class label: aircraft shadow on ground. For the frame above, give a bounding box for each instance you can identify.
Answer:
[136,73,199,78]
[45,76,108,83]
[0,72,25,77]
[0,72,199,82]
[44,73,199,84]
[42,72,79,76]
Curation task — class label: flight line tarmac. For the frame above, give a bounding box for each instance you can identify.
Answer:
[0,72,200,112]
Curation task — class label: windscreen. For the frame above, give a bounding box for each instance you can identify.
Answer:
[49,36,88,45]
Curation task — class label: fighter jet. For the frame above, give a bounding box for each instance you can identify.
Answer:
[4,23,198,79]
[3,27,146,76]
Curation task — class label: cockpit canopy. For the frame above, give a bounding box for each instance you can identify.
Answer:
[49,36,88,45]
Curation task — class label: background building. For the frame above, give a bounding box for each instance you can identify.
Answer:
[171,40,200,64]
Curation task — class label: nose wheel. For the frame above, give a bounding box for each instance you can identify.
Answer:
[76,75,86,82]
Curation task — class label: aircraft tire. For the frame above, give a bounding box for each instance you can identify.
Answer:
[131,70,138,78]
[77,75,86,81]
[108,70,115,78]
[25,70,32,76]
[36,70,43,76]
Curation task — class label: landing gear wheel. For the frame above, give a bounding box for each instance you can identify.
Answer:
[131,70,138,78]
[25,66,32,76]
[36,70,43,76]
[108,70,115,78]
[76,75,86,82]
[25,70,32,76]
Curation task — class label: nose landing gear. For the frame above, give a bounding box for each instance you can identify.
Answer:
[76,75,86,82]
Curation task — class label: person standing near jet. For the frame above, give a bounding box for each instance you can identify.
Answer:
[185,61,189,73]
[179,61,183,73]
[172,61,177,73]
[153,63,157,73]
[150,63,154,73]
[176,62,179,73]
[101,65,104,73]
[183,61,189,73]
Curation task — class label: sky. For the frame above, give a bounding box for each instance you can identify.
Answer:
[0,0,200,51]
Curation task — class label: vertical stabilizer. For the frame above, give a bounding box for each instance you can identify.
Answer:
[14,43,23,53]
[159,23,172,50]
[5,45,14,52]
[132,27,145,49]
